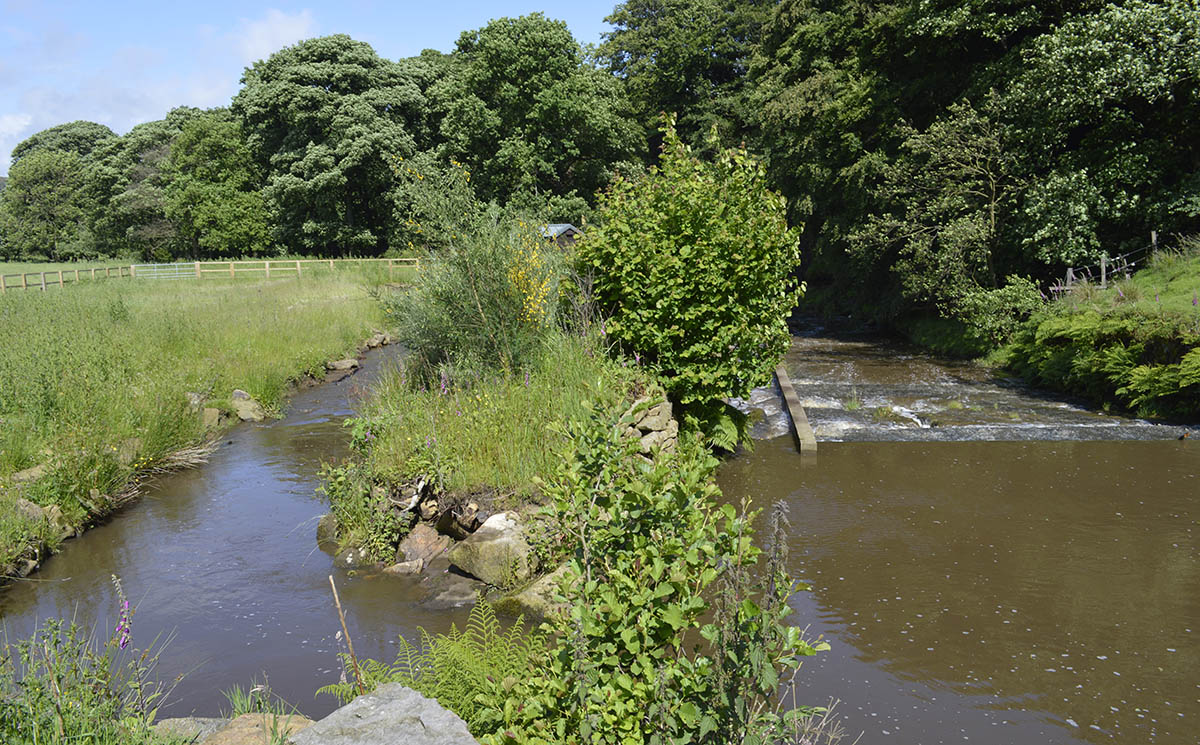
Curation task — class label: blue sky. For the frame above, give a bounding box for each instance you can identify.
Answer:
[0,1,619,175]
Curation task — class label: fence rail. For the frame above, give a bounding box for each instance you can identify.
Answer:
[1049,233,1161,297]
[0,258,418,293]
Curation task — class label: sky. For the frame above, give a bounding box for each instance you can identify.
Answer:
[0,0,619,175]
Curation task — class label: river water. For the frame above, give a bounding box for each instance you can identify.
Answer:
[1,330,1196,744]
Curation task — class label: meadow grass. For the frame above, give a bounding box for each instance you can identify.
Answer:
[1056,237,1200,317]
[0,271,388,574]
[358,334,646,495]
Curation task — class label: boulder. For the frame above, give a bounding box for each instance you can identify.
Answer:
[418,496,439,521]
[152,716,227,743]
[316,513,340,547]
[434,503,479,541]
[290,683,476,745]
[206,713,313,745]
[638,401,673,432]
[333,546,377,570]
[14,497,45,524]
[230,391,265,422]
[382,559,424,576]
[366,333,387,349]
[12,464,47,483]
[397,523,451,566]
[447,511,535,588]
[326,358,360,372]
[201,407,222,429]
[492,564,571,622]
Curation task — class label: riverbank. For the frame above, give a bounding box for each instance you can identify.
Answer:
[0,274,391,584]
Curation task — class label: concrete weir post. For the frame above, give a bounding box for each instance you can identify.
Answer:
[775,365,817,455]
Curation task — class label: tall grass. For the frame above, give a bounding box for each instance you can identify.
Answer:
[0,272,387,573]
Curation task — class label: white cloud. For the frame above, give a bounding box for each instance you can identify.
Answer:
[231,9,317,65]
[0,112,33,174]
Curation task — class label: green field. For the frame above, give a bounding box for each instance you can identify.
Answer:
[0,272,390,575]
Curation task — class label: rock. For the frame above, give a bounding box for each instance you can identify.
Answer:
[382,558,424,576]
[397,523,451,565]
[639,401,673,432]
[17,558,39,577]
[492,564,571,622]
[201,407,222,429]
[327,358,360,372]
[380,332,393,346]
[316,513,340,547]
[206,713,313,745]
[185,392,206,412]
[290,683,476,745]
[231,389,252,401]
[423,571,487,610]
[333,546,377,570]
[14,497,45,523]
[366,333,387,349]
[418,497,439,521]
[152,716,227,743]
[434,505,478,541]
[447,511,535,588]
[232,395,265,422]
[12,464,47,483]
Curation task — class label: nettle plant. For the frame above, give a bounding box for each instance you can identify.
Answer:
[580,118,802,408]
[479,406,827,745]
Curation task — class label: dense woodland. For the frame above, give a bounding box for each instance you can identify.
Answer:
[2,0,1198,333]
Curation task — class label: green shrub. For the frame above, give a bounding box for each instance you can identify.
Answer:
[479,405,828,744]
[579,118,802,406]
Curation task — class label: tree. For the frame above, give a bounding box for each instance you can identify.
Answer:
[232,34,425,255]
[433,13,641,210]
[10,121,116,168]
[85,108,203,260]
[601,0,770,151]
[0,149,88,260]
[579,121,801,406]
[164,112,270,258]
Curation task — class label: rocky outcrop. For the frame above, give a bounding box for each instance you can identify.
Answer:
[152,717,227,743]
[230,390,265,422]
[365,332,392,349]
[447,511,535,588]
[622,398,679,454]
[316,513,340,548]
[493,564,570,622]
[396,523,451,567]
[290,684,476,745]
[326,358,360,372]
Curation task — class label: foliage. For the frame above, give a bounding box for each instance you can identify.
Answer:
[477,405,827,744]
[318,460,413,560]
[164,111,270,258]
[319,602,544,734]
[10,121,116,168]
[0,271,386,574]
[0,582,177,745]
[580,120,801,405]
[85,107,204,260]
[1004,244,1200,418]
[433,13,642,208]
[386,191,569,377]
[0,149,90,261]
[601,0,770,150]
[232,35,425,255]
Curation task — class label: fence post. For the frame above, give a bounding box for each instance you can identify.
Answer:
[40,272,46,290]
[296,259,302,277]
[56,270,63,288]
[22,274,28,289]
[74,269,80,283]
[194,261,201,279]
[0,275,5,293]
[1151,230,1158,254]
[1101,255,1107,289]
[329,259,334,270]
[265,261,271,279]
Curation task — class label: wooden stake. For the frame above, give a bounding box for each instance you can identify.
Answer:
[265,261,271,279]
[328,575,365,694]
[295,259,301,277]
[40,272,46,291]
[56,270,63,288]
[1101,255,1107,289]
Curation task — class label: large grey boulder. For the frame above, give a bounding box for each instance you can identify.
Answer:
[152,716,227,743]
[289,683,477,745]
[397,523,451,566]
[447,511,534,588]
[230,390,265,422]
[492,564,571,622]
[206,713,313,744]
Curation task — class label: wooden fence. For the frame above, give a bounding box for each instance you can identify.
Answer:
[0,257,419,293]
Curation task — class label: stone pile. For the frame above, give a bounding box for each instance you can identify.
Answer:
[621,397,679,454]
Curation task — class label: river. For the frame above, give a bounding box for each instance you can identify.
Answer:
[1,329,1196,744]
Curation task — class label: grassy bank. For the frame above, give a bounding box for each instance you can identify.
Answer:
[0,271,388,576]
[1002,241,1200,418]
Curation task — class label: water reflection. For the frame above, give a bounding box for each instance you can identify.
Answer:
[718,438,1199,744]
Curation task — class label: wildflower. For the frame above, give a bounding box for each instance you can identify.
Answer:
[524,371,530,387]
[1194,291,1198,307]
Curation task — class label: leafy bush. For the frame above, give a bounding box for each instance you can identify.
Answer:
[480,405,828,744]
[319,602,544,735]
[579,119,802,406]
